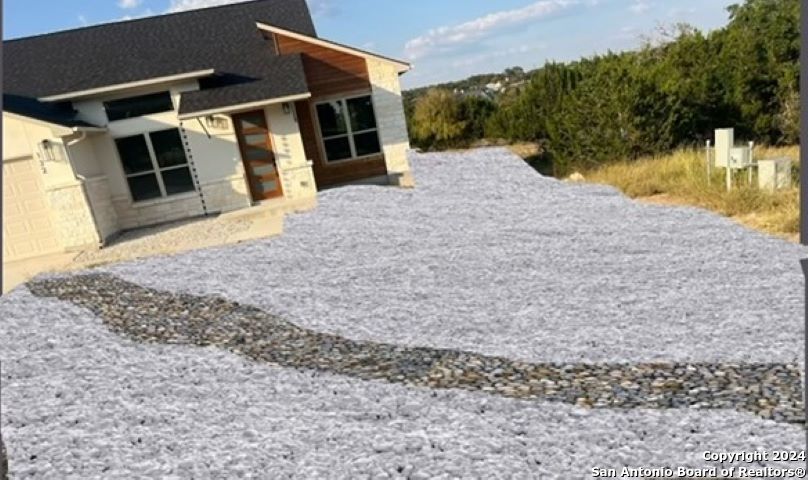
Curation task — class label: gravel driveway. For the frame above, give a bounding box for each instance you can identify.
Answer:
[1,148,805,478]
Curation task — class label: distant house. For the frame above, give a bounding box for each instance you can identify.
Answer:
[485,82,503,92]
[2,0,413,261]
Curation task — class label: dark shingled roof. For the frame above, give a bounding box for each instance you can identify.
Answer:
[4,0,315,112]
[3,94,102,129]
[178,54,308,116]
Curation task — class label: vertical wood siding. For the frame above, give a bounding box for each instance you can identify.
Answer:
[275,33,371,98]
[277,32,388,188]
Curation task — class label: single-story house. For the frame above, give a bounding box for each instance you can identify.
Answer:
[2,0,413,262]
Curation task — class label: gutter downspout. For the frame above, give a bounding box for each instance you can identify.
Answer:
[62,130,105,247]
[65,130,87,147]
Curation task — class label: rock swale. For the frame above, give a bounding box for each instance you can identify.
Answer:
[27,273,804,425]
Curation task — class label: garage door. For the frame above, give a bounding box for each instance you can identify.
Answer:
[2,157,62,261]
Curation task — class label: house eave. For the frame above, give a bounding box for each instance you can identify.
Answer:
[255,22,411,73]
[177,92,312,120]
[3,111,107,136]
[38,69,217,102]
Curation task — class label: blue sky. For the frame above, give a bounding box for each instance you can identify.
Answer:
[4,0,737,89]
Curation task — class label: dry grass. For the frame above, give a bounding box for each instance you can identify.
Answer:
[507,142,542,159]
[584,146,800,241]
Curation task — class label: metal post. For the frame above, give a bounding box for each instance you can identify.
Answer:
[726,160,732,192]
[706,140,712,185]
[748,141,754,186]
[801,260,808,452]
[0,360,5,480]
[800,0,808,245]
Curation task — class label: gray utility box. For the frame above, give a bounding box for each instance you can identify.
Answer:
[757,158,792,191]
[714,128,753,169]
[714,128,733,168]
[729,147,752,169]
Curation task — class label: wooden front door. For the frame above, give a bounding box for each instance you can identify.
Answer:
[233,110,283,201]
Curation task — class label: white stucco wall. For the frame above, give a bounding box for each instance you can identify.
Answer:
[72,81,254,227]
[6,75,325,240]
[73,83,197,204]
[2,114,101,251]
[3,114,39,159]
[2,114,75,187]
[65,134,104,178]
[180,112,252,214]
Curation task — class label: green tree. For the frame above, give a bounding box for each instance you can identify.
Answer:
[459,96,496,141]
[411,89,467,149]
[403,0,799,172]
[716,0,800,142]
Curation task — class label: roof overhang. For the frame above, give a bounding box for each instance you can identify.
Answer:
[256,23,411,74]
[3,111,107,136]
[38,69,216,102]
[177,92,312,120]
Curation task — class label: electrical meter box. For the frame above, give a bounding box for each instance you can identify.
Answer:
[714,128,733,168]
[729,147,751,169]
[758,158,792,191]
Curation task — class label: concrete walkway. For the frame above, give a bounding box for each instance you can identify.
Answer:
[2,252,78,294]
[2,205,283,293]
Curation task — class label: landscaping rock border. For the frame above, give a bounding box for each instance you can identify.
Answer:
[27,273,805,425]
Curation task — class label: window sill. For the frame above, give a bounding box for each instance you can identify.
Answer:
[130,191,198,208]
[324,153,384,165]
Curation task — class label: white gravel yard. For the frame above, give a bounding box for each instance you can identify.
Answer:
[0,289,803,479]
[104,147,807,364]
[1,147,806,478]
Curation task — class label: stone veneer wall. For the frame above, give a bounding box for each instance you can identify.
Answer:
[277,162,318,212]
[111,192,206,230]
[85,173,251,239]
[268,103,318,212]
[82,176,119,243]
[43,181,101,251]
[198,173,252,215]
[366,58,414,188]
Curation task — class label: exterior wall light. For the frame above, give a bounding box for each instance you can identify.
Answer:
[205,115,229,130]
[39,139,56,162]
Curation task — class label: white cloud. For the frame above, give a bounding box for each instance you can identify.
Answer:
[78,14,89,26]
[167,0,250,12]
[667,6,697,18]
[450,43,547,68]
[118,0,143,9]
[167,0,331,15]
[307,0,335,17]
[613,25,642,41]
[628,1,651,14]
[404,0,579,61]
[117,8,155,22]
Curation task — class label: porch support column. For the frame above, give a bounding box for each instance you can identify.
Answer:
[367,58,415,188]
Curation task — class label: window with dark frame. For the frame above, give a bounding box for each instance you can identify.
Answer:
[104,91,174,122]
[315,94,381,162]
[114,128,195,202]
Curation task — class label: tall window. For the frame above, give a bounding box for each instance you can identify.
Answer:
[115,128,195,202]
[315,95,381,162]
[104,91,174,122]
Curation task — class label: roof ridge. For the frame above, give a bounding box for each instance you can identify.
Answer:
[4,0,284,43]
